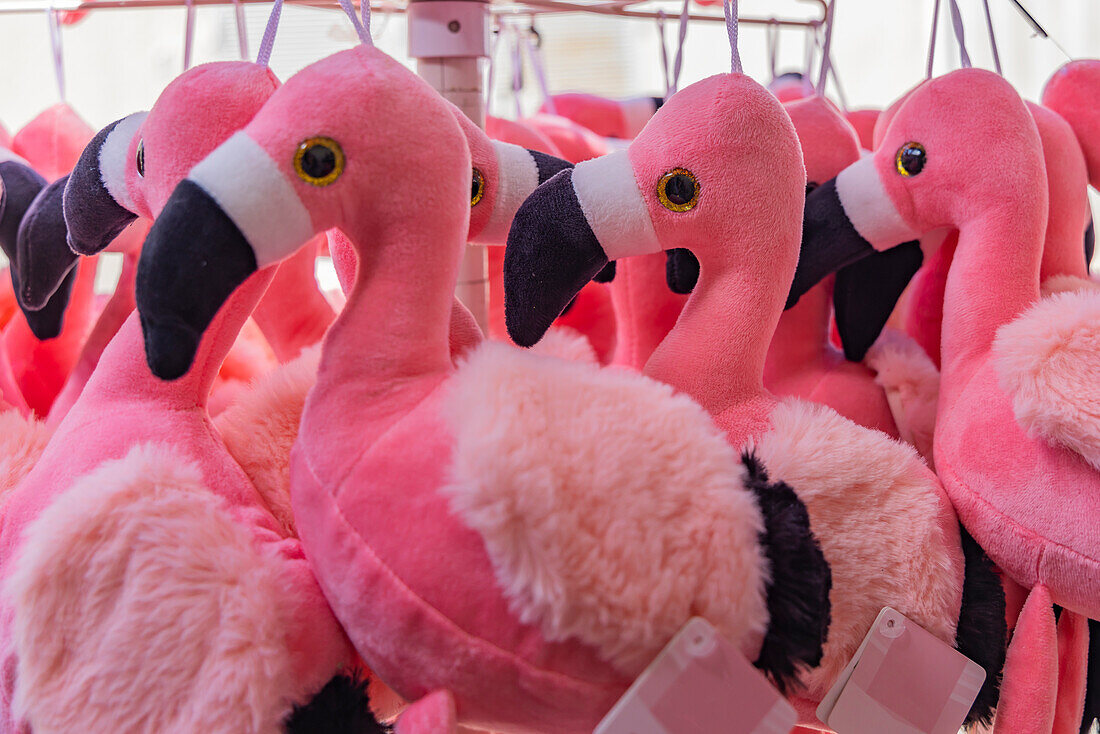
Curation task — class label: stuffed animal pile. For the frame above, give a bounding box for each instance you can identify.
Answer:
[0,3,1095,734]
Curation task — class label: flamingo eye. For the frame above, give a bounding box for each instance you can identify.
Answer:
[471,168,485,206]
[657,168,699,212]
[294,137,345,186]
[136,139,145,178]
[896,142,927,177]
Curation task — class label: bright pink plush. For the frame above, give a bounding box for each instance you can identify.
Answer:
[522,113,609,162]
[765,96,899,438]
[844,108,880,151]
[540,93,659,140]
[607,251,686,370]
[1043,60,1100,189]
[0,62,353,733]
[134,45,823,733]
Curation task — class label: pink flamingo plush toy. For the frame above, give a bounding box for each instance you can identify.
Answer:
[504,61,1006,729]
[134,41,833,733]
[792,67,1100,732]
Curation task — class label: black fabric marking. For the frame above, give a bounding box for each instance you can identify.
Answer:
[743,450,832,695]
[284,672,389,734]
[0,160,47,263]
[592,261,616,283]
[832,241,924,362]
[504,168,608,347]
[955,525,1007,727]
[16,174,79,311]
[137,179,257,380]
[787,177,877,310]
[1085,216,1094,271]
[529,149,573,185]
[665,248,699,294]
[64,118,139,256]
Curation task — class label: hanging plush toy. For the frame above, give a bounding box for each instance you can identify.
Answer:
[504,41,1005,731]
[792,67,1100,732]
[132,38,833,734]
[844,108,879,151]
[539,93,662,140]
[1043,60,1100,191]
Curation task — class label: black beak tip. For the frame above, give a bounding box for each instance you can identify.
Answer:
[140,317,200,381]
[24,313,63,340]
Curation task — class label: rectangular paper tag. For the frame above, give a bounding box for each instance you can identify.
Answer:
[819,607,986,734]
[595,617,796,734]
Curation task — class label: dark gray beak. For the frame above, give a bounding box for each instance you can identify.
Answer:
[789,177,922,362]
[0,160,76,339]
[137,180,257,380]
[16,174,79,311]
[503,168,609,347]
[1085,215,1094,270]
[64,119,139,256]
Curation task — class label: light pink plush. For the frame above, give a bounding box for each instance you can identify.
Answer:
[765,96,899,438]
[864,329,940,463]
[522,113,609,163]
[866,68,1100,618]
[844,108,880,151]
[0,62,353,733]
[992,585,1058,734]
[0,410,51,505]
[135,45,782,733]
[607,252,685,369]
[540,93,658,140]
[1042,60,1100,189]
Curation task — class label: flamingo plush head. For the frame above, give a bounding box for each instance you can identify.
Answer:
[1043,59,1100,190]
[504,72,806,348]
[790,69,1047,358]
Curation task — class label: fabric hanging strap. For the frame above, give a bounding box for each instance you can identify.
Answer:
[666,0,690,96]
[337,0,374,47]
[723,0,742,75]
[765,18,779,80]
[232,0,249,61]
[802,21,819,95]
[815,0,835,97]
[47,8,65,102]
[510,26,523,120]
[183,0,196,70]
[256,0,285,66]
[522,25,556,114]
[980,0,1001,75]
[656,10,671,95]
[925,0,941,78]
[485,23,502,116]
[946,0,971,69]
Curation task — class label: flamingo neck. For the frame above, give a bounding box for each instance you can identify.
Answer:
[904,231,958,369]
[940,213,1043,405]
[644,260,782,446]
[86,268,275,411]
[1039,193,1090,282]
[610,253,687,370]
[765,276,832,384]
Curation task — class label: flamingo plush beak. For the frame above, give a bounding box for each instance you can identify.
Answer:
[1085,216,1094,270]
[138,131,314,380]
[0,156,77,339]
[16,175,79,311]
[64,113,145,256]
[790,155,923,361]
[504,149,661,347]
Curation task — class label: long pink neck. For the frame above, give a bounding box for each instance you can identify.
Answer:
[644,259,782,447]
[303,220,463,469]
[85,268,275,411]
[765,275,832,383]
[1039,195,1090,282]
[904,231,958,368]
[610,253,687,370]
[47,249,140,425]
[252,234,335,362]
[940,215,1043,406]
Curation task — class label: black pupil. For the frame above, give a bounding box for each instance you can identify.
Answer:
[472,172,482,201]
[900,146,926,175]
[806,181,819,195]
[136,142,144,177]
[665,174,695,205]
[302,144,336,179]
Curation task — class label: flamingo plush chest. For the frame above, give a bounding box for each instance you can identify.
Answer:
[135,43,831,733]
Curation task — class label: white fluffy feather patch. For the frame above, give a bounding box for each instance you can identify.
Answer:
[1039,274,1100,298]
[5,443,301,734]
[753,399,963,700]
[528,327,598,364]
[865,331,941,464]
[443,341,770,676]
[993,289,1100,470]
[0,410,52,505]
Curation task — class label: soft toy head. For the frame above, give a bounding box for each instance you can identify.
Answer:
[522,113,609,163]
[485,115,561,156]
[541,93,661,140]
[785,96,860,187]
[790,69,1046,359]
[136,45,472,379]
[12,104,93,181]
[1042,60,1100,189]
[769,71,811,103]
[844,108,880,151]
[65,61,281,257]
[504,72,806,348]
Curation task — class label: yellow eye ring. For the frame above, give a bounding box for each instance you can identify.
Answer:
[135,139,145,178]
[657,168,699,212]
[471,167,485,206]
[895,142,927,177]
[294,137,345,187]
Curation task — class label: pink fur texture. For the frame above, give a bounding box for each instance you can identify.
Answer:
[0,410,51,505]
[993,289,1100,470]
[754,399,962,700]
[865,330,941,463]
[214,346,321,538]
[5,444,302,734]
[444,341,770,676]
[527,327,598,364]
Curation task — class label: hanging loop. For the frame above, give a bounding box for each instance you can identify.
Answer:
[183,0,196,70]
[980,0,1002,75]
[947,0,972,69]
[232,0,249,60]
[765,17,779,80]
[815,0,835,96]
[337,0,374,46]
[926,0,941,78]
[723,0,742,75]
[522,21,555,114]
[46,8,66,102]
[256,0,285,66]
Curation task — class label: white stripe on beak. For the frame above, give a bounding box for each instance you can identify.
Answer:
[834,155,919,251]
[478,140,540,246]
[98,111,147,213]
[571,150,661,261]
[188,131,315,268]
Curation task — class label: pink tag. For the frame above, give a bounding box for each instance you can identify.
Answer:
[595,617,796,734]
[820,608,985,734]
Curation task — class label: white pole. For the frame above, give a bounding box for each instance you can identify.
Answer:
[408,0,491,333]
